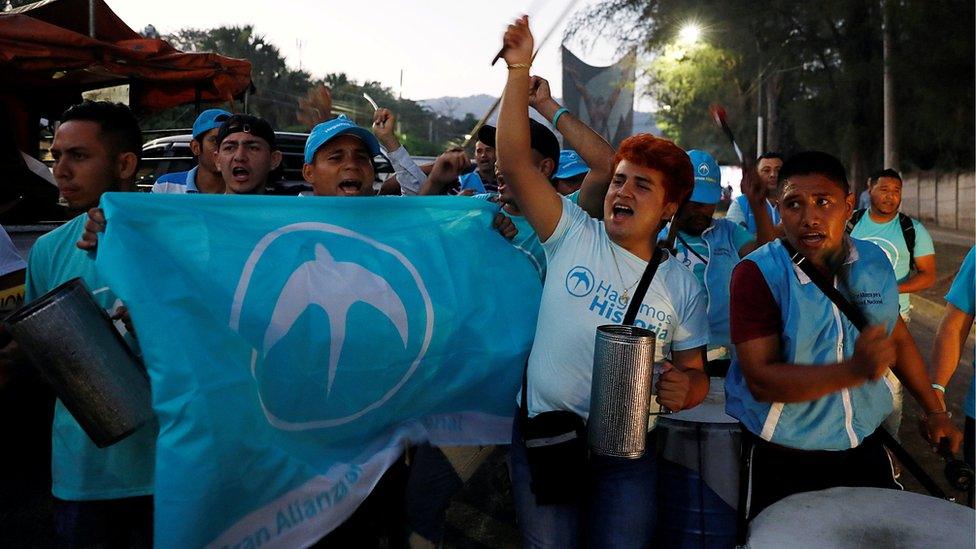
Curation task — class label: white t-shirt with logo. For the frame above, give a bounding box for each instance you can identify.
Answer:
[523,196,709,423]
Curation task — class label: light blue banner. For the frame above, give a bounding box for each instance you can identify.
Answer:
[95,193,541,548]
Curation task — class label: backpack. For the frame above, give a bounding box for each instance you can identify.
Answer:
[846,209,917,270]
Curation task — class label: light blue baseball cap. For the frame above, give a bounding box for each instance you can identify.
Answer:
[304,115,382,164]
[687,149,722,204]
[192,108,232,140]
[554,150,590,179]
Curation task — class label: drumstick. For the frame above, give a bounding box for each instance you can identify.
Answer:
[474,1,581,148]
[939,439,974,492]
[876,428,952,501]
[709,103,744,167]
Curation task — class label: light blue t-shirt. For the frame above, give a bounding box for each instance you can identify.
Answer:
[26,214,157,500]
[725,195,780,235]
[944,246,975,418]
[523,196,709,425]
[850,212,935,315]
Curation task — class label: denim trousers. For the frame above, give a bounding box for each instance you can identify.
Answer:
[509,417,659,549]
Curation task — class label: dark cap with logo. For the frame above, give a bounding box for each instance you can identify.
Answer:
[477,120,560,166]
[215,114,277,150]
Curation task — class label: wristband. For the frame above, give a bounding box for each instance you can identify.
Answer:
[931,383,946,393]
[925,409,952,420]
[551,107,570,128]
[507,63,531,70]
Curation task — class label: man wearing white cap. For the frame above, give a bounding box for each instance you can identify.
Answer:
[152,108,232,194]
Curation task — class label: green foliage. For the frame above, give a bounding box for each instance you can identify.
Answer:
[140,25,476,156]
[576,0,975,172]
[646,42,744,161]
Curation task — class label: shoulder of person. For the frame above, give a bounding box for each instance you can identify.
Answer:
[31,214,86,256]
[851,237,891,266]
[156,171,189,184]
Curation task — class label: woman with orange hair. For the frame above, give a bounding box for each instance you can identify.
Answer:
[497,16,709,548]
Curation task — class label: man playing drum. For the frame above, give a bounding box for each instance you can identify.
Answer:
[724,151,962,521]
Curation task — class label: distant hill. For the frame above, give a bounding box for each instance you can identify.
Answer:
[418,94,660,136]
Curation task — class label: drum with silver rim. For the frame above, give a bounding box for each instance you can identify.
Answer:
[747,486,975,548]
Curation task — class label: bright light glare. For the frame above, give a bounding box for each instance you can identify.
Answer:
[678,23,701,45]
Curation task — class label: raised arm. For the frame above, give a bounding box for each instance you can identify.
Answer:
[372,108,427,195]
[527,75,614,219]
[497,17,562,241]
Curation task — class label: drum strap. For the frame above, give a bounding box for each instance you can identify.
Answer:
[622,246,663,326]
[520,245,663,423]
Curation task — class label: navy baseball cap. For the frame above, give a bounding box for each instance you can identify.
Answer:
[477,120,560,166]
[687,149,722,204]
[304,115,382,164]
[192,108,232,140]
[215,114,277,150]
[554,150,589,179]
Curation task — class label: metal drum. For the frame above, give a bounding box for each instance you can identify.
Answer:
[588,324,656,458]
[748,487,975,548]
[4,277,151,448]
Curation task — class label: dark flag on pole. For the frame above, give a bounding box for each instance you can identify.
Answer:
[561,46,636,147]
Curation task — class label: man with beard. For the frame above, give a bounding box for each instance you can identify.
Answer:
[21,100,155,546]
[661,149,775,371]
[848,168,936,439]
[848,169,936,322]
[725,151,960,522]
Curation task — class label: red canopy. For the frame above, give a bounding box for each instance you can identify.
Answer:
[0,0,252,112]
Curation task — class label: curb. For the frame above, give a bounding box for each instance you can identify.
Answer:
[910,294,976,336]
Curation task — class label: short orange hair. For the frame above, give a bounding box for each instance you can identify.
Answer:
[613,134,694,204]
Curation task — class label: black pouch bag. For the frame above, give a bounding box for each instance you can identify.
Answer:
[519,372,588,505]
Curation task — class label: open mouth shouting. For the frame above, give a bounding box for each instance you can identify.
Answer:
[337,178,365,196]
[797,231,827,248]
[611,202,635,221]
[231,166,251,183]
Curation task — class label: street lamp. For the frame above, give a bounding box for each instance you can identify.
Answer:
[678,22,701,45]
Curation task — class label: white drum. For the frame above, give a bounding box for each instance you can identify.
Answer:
[748,487,976,548]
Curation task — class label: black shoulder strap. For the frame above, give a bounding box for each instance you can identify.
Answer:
[846,208,867,234]
[623,246,663,326]
[780,240,868,330]
[898,213,916,269]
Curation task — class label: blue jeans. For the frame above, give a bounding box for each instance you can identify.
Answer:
[510,417,658,548]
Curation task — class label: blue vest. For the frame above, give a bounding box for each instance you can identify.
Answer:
[725,238,900,450]
[663,219,742,348]
[698,219,742,348]
[733,195,780,234]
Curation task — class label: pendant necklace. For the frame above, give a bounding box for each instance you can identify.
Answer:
[609,243,641,306]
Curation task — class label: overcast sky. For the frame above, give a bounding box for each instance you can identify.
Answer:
[110,0,644,103]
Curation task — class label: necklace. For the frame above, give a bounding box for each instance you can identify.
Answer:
[608,243,641,306]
